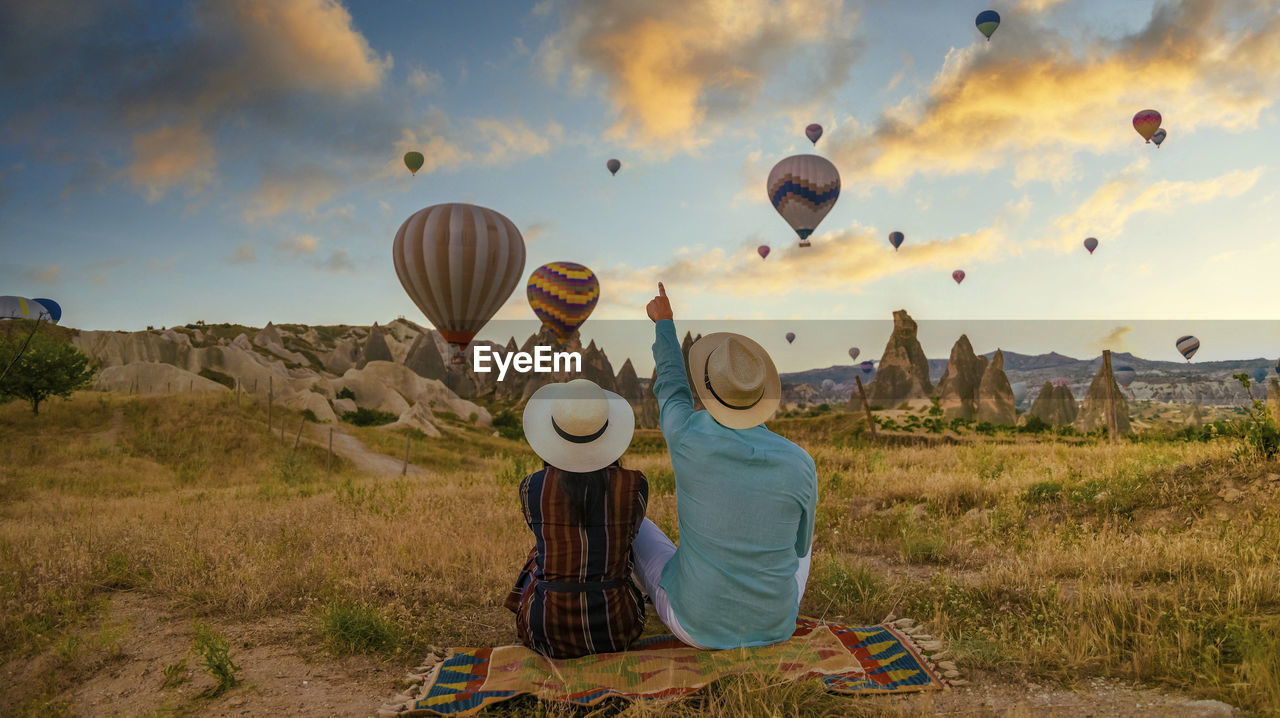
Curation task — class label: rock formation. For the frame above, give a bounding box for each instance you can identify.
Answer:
[934,334,987,420]
[975,349,1016,425]
[358,322,394,367]
[1269,379,1280,427]
[1075,361,1131,434]
[615,358,658,429]
[1028,382,1078,426]
[91,362,228,394]
[866,310,933,407]
[334,361,490,427]
[403,331,450,383]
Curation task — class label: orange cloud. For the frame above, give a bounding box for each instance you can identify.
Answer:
[126,123,216,202]
[387,116,562,178]
[541,0,858,152]
[243,165,340,222]
[828,0,1280,188]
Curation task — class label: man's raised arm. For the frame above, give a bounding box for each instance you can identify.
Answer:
[647,282,693,438]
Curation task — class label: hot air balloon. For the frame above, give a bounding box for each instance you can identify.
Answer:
[1084,237,1098,254]
[805,124,823,145]
[31,298,61,323]
[1251,367,1267,384]
[1133,110,1162,143]
[1114,366,1136,388]
[821,378,835,391]
[786,332,796,344]
[404,151,425,175]
[527,262,599,342]
[976,10,1000,40]
[392,203,526,363]
[1152,128,1167,148]
[889,231,905,251]
[1011,381,1028,404]
[1175,335,1199,362]
[859,360,875,375]
[848,347,860,362]
[0,296,53,321]
[606,159,621,176]
[757,245,770,260]
[952,269,966,285]
[767,154,840,248]
[1275,359,1279,376]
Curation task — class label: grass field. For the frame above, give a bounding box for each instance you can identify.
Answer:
[1,392,1278,716]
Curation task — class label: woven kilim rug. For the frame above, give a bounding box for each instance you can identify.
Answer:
[378,617,960,716]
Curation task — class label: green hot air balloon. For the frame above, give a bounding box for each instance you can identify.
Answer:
[404,151,425,175]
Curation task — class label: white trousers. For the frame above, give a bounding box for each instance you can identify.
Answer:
[631,518,811,649]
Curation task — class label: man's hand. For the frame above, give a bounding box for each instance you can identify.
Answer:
[646,282,673,323]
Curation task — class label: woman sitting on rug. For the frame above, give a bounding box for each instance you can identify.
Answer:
[504,378,648,659]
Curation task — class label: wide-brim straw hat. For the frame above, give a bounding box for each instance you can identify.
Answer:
[687,333,781,430]
[523,378,635,473]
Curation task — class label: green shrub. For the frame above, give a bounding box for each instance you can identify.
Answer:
[341,408,398,427]
[319,598,402,654]
[191,620,240,696]
[336,387,356,400]
[197,368,235,390]
[1022,480,1063,504]
[492,409,522,440]
[1018,415,1050,434]
[301,408,319,423]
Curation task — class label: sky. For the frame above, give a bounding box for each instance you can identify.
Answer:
[1,0,1278,373]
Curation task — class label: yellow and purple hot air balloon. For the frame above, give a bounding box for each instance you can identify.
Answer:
[1175,335,1199,362]
[404,151,425,175]
[889,231,905,251]
[975,10,1000,41]
[805,123,823,146]
[952,269,966,285]
[1084,237,1098,254]
[606,159,621,176]
[767,154,840,248]
[392,203,527,362]
[1133,110,1162,143]
[527,262,600,342]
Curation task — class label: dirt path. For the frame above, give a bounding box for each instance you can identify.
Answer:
[303,423,424,478]
[93,408,124,448]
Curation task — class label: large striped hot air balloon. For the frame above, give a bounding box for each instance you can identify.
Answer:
[1175,335,1199,362]
[0,296,53,321]
[527,262,599,341]
[805,124,823,145]
[889,231,905,251]
[975,10,1000,40]
[392,203,526,362]
[767,155,840,248]
[1133,110,1162,143]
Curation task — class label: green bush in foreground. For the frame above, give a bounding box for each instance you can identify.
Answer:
[341,407,398,427]
[191,620,240,696]
[319,599,402,655]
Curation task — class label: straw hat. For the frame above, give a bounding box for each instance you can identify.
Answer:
[687,333,781,430]
[523,379,635,473]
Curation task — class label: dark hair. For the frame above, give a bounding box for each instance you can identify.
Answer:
[554,460,620,526]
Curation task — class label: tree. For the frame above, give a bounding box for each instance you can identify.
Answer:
[0,334,95,416]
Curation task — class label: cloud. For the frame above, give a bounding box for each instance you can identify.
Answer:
[1038,160,1264,252]
[315,249,356,274]
[523,221,551,243]
[149,256,180,273]
[1095,325,1133,352]
[276,234,320,258]
[23,264,61,283]
[827,0,1280,188]
[1016,0,1068,12]
[226,242,257,265]
[86,258,127,286]
[408,66,443,95]
[125,123,216,202]
[595,217,1012,316]
[388,113,563,177]
[243,165,341,221]
[540,0,860,152]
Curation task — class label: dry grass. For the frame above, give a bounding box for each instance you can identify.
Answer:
[2,394,1278,715]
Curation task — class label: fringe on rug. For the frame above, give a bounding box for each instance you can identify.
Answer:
[378,645,451,717]
[885,617,967,687]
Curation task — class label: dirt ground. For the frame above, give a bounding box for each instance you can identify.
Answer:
[2,592,1241,718]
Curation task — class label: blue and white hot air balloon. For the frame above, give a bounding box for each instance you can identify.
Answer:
[0,296,54,321]
[767,154,840,248]
[1175,335,1200,362]
[1252,367,1267,384]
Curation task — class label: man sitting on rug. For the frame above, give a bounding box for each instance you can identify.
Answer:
[633,282,817,650]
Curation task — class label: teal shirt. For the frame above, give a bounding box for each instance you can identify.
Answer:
[651,320,818,649]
